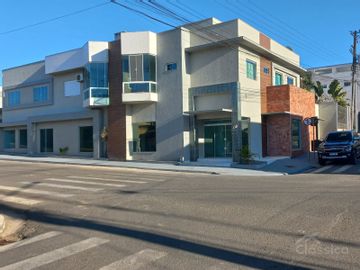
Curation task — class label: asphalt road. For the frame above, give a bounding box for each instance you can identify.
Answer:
[0,160,359,270]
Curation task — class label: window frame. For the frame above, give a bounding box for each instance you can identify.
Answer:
[33,86,49,102]
[165,62,177,72]
[19,129,28,149]
[246,60,257,80]
[7,90,21,107]
[275,72,283,86]
[291,118,301,150]
[4,130,16,149]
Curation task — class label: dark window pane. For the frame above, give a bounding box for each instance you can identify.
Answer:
[144,55,156,81]
[40,129,53,152]
[19,129,27,148]
[132,122,156,152]
[291,119,301,149]
[80,126,93,152]
[122,56,129,82]
[4,130,15,149]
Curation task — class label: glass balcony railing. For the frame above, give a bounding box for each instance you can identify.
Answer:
[123,82,157,94]
[83,87,109,107]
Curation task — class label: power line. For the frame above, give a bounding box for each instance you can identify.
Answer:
[0,1,111,36]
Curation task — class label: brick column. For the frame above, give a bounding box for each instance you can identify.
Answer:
[107,39,127,160]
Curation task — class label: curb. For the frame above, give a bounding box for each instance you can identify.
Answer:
[0,157,217,175]
[0,215,5,234]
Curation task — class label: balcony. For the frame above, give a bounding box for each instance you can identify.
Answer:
[83,87,109,108]
[122,82,158,103]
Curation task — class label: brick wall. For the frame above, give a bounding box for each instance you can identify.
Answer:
[107,39,127,160]
[264,85,315,156]
[260,57,272,113]
[266,114,291,156]
[259,33,271,50]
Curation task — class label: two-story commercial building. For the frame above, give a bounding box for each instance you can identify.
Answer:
[0,42,109,158]
[0,18,315,163]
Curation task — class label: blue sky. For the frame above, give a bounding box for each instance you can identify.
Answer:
[0,0,359,85]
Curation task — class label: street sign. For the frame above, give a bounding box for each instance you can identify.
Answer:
[303,118,312,126]
[304,117,319,126]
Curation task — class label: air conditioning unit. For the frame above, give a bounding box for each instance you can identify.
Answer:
[76,73,84,82]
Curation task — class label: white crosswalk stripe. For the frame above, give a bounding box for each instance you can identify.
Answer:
[0,237,109,270]
[332,165,353,173]
[45,178,126,188]
[21,181,102,192]
[0,194,41,206]
[67,175,148,184]
[311,165,334,174]
[0,231,62,253]
[0,185,73,198]
[99,249,167,270]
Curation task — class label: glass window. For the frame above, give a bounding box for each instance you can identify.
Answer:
[124,83,146,93]
[4,130,15,149]
[64,81,80,96]
[263,67,269,74]
[165,63,177,71]
[91,88,109,98]
[79,126,93,152]
[40,128,53,153]
[19,129,27,149]
[246,60,256,80]
[275,72,283,86]
[122,56,129,82]
[291,119,301,149]
[123,54,157,83]
[8,91,20,107]
[143,54,156,81]
[132,122,156,152]
[129,55,143,81]
[33,86,48,102]
[287,76,295,85]
[344,82,351,87]
[84,63,108,89]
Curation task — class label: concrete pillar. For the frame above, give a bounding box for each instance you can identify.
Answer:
[231,83,242,162]
[92,110,102,159]
[27,122,36,155]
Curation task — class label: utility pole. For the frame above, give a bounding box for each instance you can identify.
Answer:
[350,30,359,131]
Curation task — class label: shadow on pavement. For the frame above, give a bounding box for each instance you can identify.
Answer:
[0,203,352,270]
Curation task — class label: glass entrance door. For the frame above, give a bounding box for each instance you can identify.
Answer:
[40,128,53,153]
[204,124,232,158]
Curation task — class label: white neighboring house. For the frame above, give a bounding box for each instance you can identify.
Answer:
[309,63,359,133]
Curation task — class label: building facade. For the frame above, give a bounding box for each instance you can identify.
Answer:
[0,18,315,162]
[309,63,358,133]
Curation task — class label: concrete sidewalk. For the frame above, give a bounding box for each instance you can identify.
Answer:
[0,154,295,176]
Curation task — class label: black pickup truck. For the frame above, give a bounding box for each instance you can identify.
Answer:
[317,131,360,165]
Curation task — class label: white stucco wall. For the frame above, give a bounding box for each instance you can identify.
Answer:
[238,49,262,157]
[121,31,157,55]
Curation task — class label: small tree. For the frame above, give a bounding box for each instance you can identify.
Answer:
[313,81,324,103]
[301,71,314,91]
[328,80,348,107]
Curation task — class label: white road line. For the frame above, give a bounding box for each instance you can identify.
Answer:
[99,249,167,270]
[67,176,148,184]
[0,185,73,198]
[0,194,41,206]
[0,231,62,253]
[45,178,126,188]
[311,165,333,174]
[332,165,353,174]
[21,182,102,192]
[0,237,109,270]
